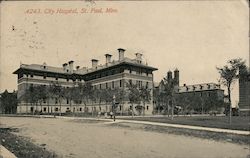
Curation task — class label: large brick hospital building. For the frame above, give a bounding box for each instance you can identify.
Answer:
[13,48,158,115]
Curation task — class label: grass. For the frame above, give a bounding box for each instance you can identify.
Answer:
[122,116,250,131]
[0,127,57,158]
[108,122,250,145]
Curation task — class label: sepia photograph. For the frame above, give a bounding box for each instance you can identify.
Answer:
[0,0,249,158]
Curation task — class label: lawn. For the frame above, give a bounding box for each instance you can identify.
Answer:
[122,116,250,131]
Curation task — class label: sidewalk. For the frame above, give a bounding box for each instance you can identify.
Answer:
[0,145,16,158]
[56,116,250,135]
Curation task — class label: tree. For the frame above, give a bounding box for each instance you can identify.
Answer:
[0,90,17,114]
[176,94,192,115]
[217,58,246,124]
[35,85,47,114]
[127,83,141,117]
[162,77,178,120]
[50,82,64,116]
[79,82,92,112]
[139,87,151,116]
[64,86,74,114]
[27,85,39,114]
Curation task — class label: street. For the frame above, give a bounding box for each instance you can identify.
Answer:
[0,116,249,158]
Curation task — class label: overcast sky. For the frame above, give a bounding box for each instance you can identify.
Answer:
[0,0,249,106]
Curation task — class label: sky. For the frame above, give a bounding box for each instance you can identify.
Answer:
[0,0,249,106]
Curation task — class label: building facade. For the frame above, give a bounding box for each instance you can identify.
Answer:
[238,67,250,115]
[13,48,158,115]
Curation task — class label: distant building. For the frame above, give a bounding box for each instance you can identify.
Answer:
[13,48,158,115]
[154,70,224,114]
[238,67,250,115]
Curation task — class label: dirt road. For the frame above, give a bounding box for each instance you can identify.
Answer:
[0,117,249,158]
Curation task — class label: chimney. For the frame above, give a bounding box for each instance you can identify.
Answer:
[135,53,142,63]
[68,60,74,73]
[105,54,112,64]
[62,63,68,71]
[118,48,125,61]
[91,59,98,68]
[174,68,179,86]
[167,70,172,83]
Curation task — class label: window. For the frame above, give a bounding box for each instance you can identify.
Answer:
[55,98,58,104]
[129,79,132,85]
[43,66,46,69]
[120,105,122,111]
[43,76,46,79]
[80,108,82,111]
[31,74,33,78]
[120,80,122,87]
[55,78,58,80]
[67,99,69,104]
[100,84,102,89]
[146,106,149,110]
[99,107,101,111]
[106,83,108,89]
[55,107,58,111]
[67,78,69,82]
[146,82,149,88]
[43,107,46,112]
[120,68,124,73]
[43,99,46,103]
[112,81,114,89]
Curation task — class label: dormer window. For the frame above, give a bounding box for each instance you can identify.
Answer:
[42,62,47,70]
[200,85,203,90]
[207,84,211,89]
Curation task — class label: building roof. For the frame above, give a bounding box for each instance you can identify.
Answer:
[13,64,70,75]
[178,83,222,93]
[13,57,158,76]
